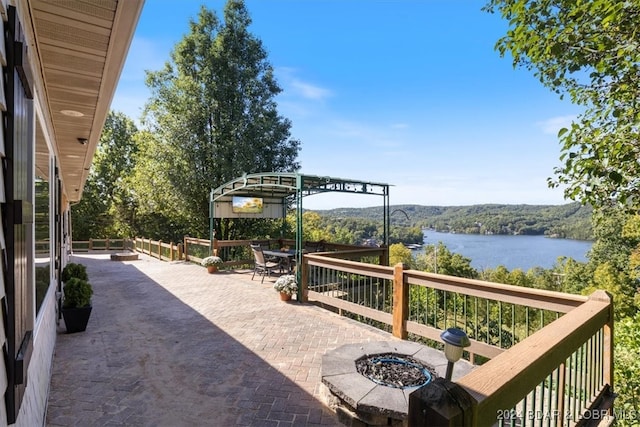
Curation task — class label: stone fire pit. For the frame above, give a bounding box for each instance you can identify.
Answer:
[321,341,474,426]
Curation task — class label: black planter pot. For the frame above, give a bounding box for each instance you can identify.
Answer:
[62,305,92,333]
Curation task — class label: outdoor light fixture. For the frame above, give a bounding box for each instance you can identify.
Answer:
[77,137,88,145]
[440,328,470,381]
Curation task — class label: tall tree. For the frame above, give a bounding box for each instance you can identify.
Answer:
[126,130,192,242]
[143,1,300,238]
[484,0,640,211]
[72,111,139,239]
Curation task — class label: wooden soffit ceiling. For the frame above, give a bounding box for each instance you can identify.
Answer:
[25,0,144,202]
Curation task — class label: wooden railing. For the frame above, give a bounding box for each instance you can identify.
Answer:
[459,291,613,426]
[36,238,134,253]
[61,236,613,424]
[300,254,613,426]
[133,237,182,261]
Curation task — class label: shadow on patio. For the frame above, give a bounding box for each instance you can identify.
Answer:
[46,253,393,426]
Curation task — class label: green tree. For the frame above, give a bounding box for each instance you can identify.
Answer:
[614,313,640,424]
[143,2,300,239]
[548,256,592,294]
[389,243,413,268]
[484,0,640,211]
[127,130,192,241]
[416,243,478,279]
[72,111,139,239]
[582,262,634,320]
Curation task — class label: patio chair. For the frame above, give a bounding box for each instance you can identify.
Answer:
[250,244,279,283]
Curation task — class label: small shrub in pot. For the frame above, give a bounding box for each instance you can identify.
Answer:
[61,262,88,282]
[63,278,93,308]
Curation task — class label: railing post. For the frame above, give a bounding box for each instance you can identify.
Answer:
[213,237,218,257]
[392,262,409,339]
[183,237,189,261]
[178,243,183,260]
[170,242,174,261]
[380,247,389,266]
[89,238,93,250]
[158,240,163,260]
[590,290,614,393]
[300,254,309,303]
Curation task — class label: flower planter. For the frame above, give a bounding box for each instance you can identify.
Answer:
[274,274,297,299]
[279,292,291,301]
[62,305,92,333]
[207,265,218,274]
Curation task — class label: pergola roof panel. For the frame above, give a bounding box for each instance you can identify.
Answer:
[211,172,390,202]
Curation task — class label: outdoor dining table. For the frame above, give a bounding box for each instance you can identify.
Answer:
[262,249,296,274]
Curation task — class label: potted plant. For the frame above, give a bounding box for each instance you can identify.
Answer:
[273,274,297,301]
[61,277,93,333]
[201,255,223,273]
[61,262,88,282]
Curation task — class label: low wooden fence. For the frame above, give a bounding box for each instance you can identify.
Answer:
[134,236,388,270]
[37,238,133,254]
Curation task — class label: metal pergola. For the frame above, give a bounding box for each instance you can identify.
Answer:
[209,172,391,280]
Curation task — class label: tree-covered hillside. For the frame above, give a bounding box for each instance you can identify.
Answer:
[315,202,593,240]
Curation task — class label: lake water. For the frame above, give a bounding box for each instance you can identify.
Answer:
[416,230,593,271]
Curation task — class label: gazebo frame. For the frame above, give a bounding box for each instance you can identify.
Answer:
[209,172,391,280]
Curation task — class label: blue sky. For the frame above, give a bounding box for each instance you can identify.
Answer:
[111,0,581,209]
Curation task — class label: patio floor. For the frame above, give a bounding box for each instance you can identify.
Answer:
[45,253,398,426]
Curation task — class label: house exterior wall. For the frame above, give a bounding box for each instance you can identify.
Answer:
[0,3,63,424]
[0,12,9,427]
[15,285,57,427]
[0,0,141,423]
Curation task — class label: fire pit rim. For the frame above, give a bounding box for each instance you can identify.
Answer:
[321,340,464,420]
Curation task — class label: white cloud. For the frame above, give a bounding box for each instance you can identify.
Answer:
[276,67,332,101]
[290,79,332,100]
[537,115,576,135]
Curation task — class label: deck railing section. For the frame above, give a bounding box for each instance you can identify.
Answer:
[460,291,613,426]
[404,271,587,361]
[300,254,613,426]
[304,251,394,329]
[36,238,133,253]
[133,237,181,261]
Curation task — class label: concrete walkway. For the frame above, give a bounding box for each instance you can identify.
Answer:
[46,253,396,426]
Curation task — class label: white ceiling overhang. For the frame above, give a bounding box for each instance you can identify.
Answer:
[19,0,144,202]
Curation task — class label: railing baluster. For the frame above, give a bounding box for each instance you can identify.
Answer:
[512,304,516,347]
[486,299,490,344]
[474,297,478,342]
[546,371,554,427]
[527,386,533,427]
[463,294,467,333]
[558,361,566,427]
[433,289,438,329]
[499,301,503,347]
[453,292,458,328]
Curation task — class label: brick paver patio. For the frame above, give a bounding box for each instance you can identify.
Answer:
[46,253,398,426]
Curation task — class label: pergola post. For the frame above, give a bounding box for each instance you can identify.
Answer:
[295,174,303,301]
[209,189,215,256]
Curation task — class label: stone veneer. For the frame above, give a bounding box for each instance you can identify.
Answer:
[321,340,474,426]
